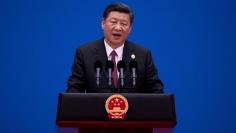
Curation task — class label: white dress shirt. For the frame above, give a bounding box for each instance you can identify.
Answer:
[104,40,124,64]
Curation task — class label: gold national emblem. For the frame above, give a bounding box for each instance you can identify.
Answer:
[105,94,129,119]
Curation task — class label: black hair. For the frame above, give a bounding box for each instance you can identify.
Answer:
[103,3,134,24]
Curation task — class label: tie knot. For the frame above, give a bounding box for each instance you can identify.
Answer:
[110,50,117,58]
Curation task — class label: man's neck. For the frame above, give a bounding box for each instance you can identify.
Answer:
[104,39,124,49]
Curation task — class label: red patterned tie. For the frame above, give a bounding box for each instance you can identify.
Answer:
[110,50,118,87]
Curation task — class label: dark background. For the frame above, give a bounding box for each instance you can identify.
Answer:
[0,0,235,133]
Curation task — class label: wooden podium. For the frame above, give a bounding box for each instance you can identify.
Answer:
[56,93,176,133]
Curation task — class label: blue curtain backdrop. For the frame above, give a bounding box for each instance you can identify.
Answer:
[0,0,235,133]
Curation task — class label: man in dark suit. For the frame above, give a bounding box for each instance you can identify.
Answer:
[67,3,163,93]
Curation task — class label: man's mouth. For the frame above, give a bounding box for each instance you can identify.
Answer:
[112,33,122,38]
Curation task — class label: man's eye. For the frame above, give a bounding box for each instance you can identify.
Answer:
[122,23,127,26]
[110,21,117,24]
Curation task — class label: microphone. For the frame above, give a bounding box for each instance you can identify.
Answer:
[129,60,138,87]
[94,61,102,86]
[117,60,126,88]
[106,60,114,87]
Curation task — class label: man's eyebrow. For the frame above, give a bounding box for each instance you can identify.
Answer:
[121,20,128,23]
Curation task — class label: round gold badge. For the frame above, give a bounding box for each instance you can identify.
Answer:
[131,54,135,59]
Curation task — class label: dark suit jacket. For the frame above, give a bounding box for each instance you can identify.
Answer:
[67,39,163,93]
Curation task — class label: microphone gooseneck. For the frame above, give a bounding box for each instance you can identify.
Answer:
[94,61,102,86]
[129,60,138,87]
[117,60,126,88]
[106,60,114,87]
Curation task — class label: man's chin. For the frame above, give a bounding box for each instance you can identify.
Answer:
[111,38,124,43]
[111,41,124,46]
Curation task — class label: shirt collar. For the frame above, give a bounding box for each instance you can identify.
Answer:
[104,39,124,59]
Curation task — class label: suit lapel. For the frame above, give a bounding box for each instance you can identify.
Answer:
[122,41,135,87]
[122,41,134,63]
[93,39,107,64]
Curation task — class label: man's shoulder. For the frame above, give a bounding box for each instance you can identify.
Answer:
[126,40,149,53]
[77,39,103,51]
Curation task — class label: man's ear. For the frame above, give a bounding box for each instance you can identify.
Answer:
[128,26,132,33]
[101,19,105,30]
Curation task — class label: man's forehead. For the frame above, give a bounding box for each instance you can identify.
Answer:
[106,12,130,21]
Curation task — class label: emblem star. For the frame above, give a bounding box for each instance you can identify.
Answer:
[115,98,119,102]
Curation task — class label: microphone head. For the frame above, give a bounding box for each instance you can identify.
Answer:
[117,60,126,72]
[106,60,114,71]
[129,60,138,70]
[94,60,103,70]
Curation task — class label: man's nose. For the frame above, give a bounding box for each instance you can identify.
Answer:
[114,24,122,31]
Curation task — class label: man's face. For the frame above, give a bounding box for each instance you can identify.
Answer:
[102,11,132,48]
